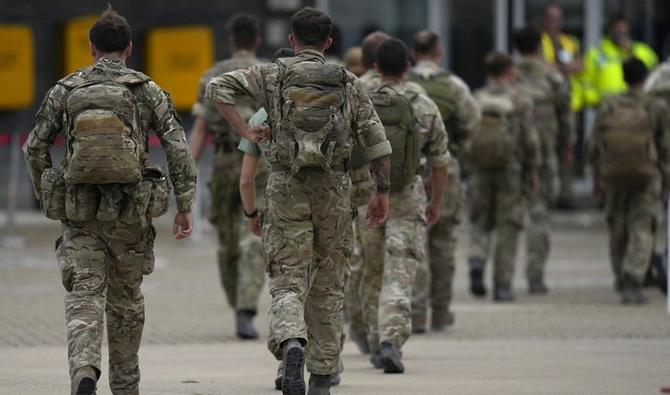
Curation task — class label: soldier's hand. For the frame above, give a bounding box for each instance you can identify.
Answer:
[249,215,262,236]
[173,211,193,239]
[367,192,389,228]
[246,125,271,144]
[426,202,441,226]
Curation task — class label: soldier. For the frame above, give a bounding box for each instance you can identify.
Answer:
[466,52,541,302]
[646,58,670,106]
[408,30,481,332]
[513,27,574,295]
[189,13,265,339]
[22,7,197,395]
[359,38,449,373]
[206,7,391,395]
[588,58,670,304]
[359,31,390,89]
[344,46,365,77]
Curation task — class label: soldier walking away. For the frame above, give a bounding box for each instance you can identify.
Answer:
[358,38,449,373]
[466,53,541,302]
[514,27,575,295]
[22,6,197,395]
[189,13,265,340]
[206,7,391,395]
[588,58,670,305]
[408,30,481,332]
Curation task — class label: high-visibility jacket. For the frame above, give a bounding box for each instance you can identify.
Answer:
[583,38,658,107]
[541,32,584,111]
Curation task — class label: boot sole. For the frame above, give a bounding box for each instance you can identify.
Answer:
[75,377,96,395]
[282,347,305,395]
[380,354,404,374]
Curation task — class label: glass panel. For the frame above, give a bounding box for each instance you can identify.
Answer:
[449,0,494,89]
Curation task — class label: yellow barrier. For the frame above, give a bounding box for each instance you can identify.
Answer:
[63,15,97,75]
[147,26,214,111]
[0,25,34,109]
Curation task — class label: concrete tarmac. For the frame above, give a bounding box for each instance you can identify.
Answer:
[1,210,669,394]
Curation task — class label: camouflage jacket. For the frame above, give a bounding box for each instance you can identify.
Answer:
[371,80,450,170]
[23,57,197,213]
[515,57,575,153]
[588,89,670,185]
[409,60,481,156]
[360,69,427,96]
[192,51,264,152]
[473,82,541,174]
[205,49,392,167]
[645,60,670,108]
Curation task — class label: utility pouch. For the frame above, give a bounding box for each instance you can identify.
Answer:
[65,184,99,222]
[40,168,67,220]
[144,166,171,218]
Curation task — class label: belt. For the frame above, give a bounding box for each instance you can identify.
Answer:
[271,163,348,173]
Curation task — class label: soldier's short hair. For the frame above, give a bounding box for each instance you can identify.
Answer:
[412,31,439,56]
[623,57,648,85]
[376,38,409,77]
[361,31,390,69]
[89,5,132,53]
[484,52,513,78]
[290,7,332,47]
[272,47,294,61]
[228,13,260,50]
[513,27,541,55]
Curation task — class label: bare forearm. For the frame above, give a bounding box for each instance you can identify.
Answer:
[370,155,390,190]
[430,166,447,207]
[240,178,256,214]
[216,103,250,139]
[189,118,208,162]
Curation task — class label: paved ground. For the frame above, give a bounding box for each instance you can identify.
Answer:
[1,210,669,394]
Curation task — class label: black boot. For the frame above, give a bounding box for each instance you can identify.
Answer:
[528,279,549,295]
[281,339,305,395]
[431,309,455,331]
[379,342,404,374]
[469,258,487,297]
[275,361,284,390]
[370,350,383,369]
[307,374,332,395]
[236,310,259,340]
[71,366,97,395]
[493,284,516,302]
[621,277,648,305]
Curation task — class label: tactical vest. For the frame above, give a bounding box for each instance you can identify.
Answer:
[469,91,517,170]
[269,58,351,174]
[369,85,420,192]
[598,96,657,188]
[59,69,148,185]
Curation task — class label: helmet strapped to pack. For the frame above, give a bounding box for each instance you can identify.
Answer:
[269,57,351,174]
[60,66,147,185]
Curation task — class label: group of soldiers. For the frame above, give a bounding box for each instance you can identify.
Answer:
[20,3,670,395]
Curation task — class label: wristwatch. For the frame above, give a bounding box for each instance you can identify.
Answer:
[244,208,259,218]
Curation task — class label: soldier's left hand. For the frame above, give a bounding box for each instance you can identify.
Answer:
[249,215,262,236]
[248,125,271,144]
[173,211,193,239]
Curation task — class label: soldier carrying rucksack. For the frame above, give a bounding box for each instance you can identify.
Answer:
[589,57,670,305]
[22,6,196,395]
[466,52,541,302]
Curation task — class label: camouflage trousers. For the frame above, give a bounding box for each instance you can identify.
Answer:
[468,169,525,287]
[525,165,557,284]
[413,159,462,325]
[57,217,156,394]
[263,169,353,375]
[209,152,264,313]
[359,176,427,352]
[345,166,376,339]
[606,178,662,285]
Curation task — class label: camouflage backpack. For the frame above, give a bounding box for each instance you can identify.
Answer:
[269,57,351,174]
[598,96,657,188]
[516,72,558,154]
[469,90,516,170]
[369,85,420,192]
[60,68,148,184]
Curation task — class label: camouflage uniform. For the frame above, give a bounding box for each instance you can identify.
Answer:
[588,90,670,286]
[467,82,541,289]
[646,61,670,106]
[23,57,196,393]
[358,81,450,352]
[192,51,264,313]
[515,57,574,286]
[408,60,481,328]
[206,49,391,375]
